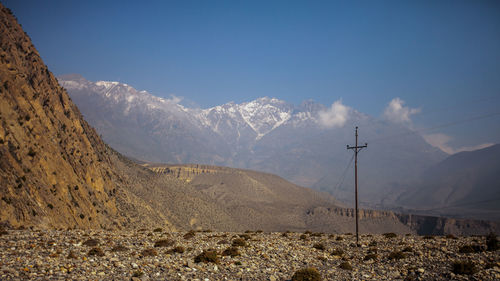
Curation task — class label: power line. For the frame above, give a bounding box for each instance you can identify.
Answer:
[333,153,355,191]
[367,111,500,144]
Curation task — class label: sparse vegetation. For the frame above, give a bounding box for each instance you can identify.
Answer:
[88,247,105,257]
[111,245,128,252]
[313,243,325,251]
[168,246,185,254]
[402,246,413,252]
[67,250,78,259]
[364,253,378,261]
[232,238,247,247]
[153,228,163,232]
[239,234,251,240]
[383,232,397,239]
[140,248,157,257]
[194,250,219,263]
[331,249,344,256]
[300,234,307,240]
[336,236,343,241]
[446,234,457,239]
[83,238,99,247]
[222,246,240,257]
[458,245,484,254]
[339,261,352,270]
[183,230,195,240]
[451,260,477,275]
[291,267,321,281]
[486,232,498,251]
[154,239,174,248]
[27,147,36,157]
[132,270,143,277]
[387,251,406,260]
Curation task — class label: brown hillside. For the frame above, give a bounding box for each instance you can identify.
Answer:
[0,4,240,231]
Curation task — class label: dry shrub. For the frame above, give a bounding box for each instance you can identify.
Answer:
[291,267,321,281]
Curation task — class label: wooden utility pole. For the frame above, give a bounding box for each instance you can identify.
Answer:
[347,126,367,246]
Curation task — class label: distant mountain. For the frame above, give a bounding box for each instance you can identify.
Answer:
[59,75,446,207]
[397,144,500,221]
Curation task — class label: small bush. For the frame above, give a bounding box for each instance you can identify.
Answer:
[368,240,377,247]
[27,148,36,157]
[402,246,413,252]
[154,239,174,248]
[47,203,54,209]
[141,248,157,257]
[423,235,434,240]
[183,230,195,239]
[304,230,312,235]
[459,245,484,254]
[291,267,321,281]
[282,232,289,238]
[132,270,143,277]
[111,245,128,252]
[300,234,308,240]
[239,234,251,240]
[194,250,219,263]
[153,228,163,232]
[83,238,99,247]
[222,246,240,257]
[339,262,352,270]
[88,247,105,257]
[331,249,344,256]
[387,251,406,260]
[313,243,325,251]
[336,236,343,241]
[364,253,378,261]
[311,232,323,237]
[67,250,78,259]
[217,239,229,244]
[446,234,457,239]
[232,238,247,247]
[383,233,397,239]
[451,260,477,275]
[168,246,185,254]
[486,233,498,251]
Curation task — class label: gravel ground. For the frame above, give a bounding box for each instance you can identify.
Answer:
[0,228,498,280]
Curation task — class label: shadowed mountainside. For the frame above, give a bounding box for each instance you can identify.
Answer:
[397,144,500,221]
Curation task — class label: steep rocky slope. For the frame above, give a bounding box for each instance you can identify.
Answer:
[0,4,239,231]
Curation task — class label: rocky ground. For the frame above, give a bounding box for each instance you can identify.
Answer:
[0,227,498,280]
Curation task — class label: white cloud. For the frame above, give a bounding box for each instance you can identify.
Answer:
[383,98,420,124]
[318,100,350,128]
[423,133,494,154]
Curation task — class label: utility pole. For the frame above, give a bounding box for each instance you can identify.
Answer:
[347,126,367,246]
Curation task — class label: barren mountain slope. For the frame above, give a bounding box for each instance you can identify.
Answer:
[0,4,241,231]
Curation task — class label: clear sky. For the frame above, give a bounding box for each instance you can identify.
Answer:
[3,0,500,153]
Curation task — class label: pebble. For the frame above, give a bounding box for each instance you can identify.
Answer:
[0,229,497,280]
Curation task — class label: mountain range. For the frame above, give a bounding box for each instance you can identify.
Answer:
[58,74,447,209]
[397,144,500,221]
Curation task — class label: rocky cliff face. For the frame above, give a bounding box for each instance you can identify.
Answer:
[0,4,239,231]
[0,5,126,228]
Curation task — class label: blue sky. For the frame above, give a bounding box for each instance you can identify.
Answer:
[4,0,500,152]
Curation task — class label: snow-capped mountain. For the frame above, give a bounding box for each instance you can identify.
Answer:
[58,74,446,207]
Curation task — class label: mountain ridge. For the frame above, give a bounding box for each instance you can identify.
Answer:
[58,75,447,209]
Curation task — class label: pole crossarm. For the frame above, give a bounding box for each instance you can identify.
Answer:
[346,126,367,246]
